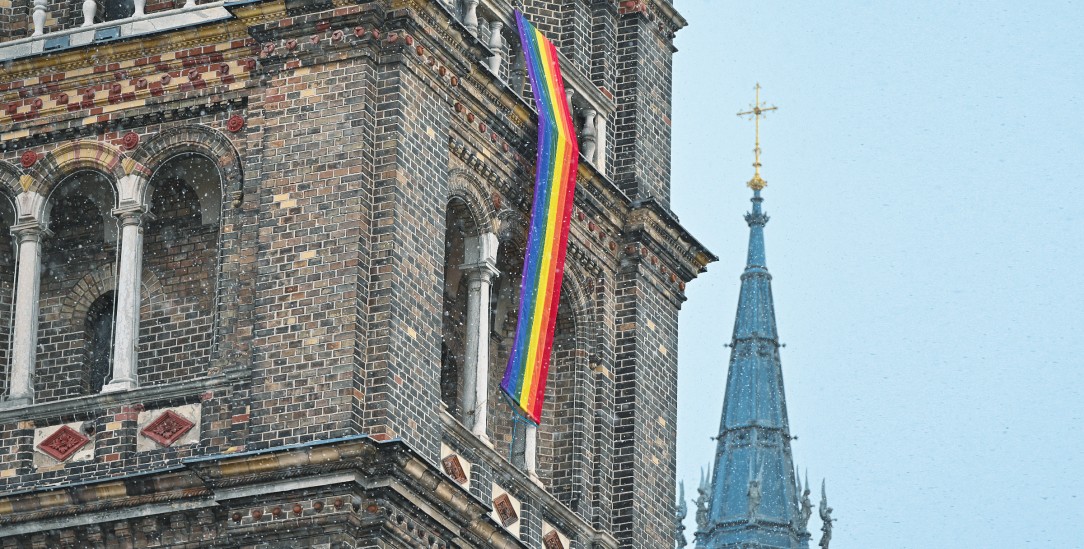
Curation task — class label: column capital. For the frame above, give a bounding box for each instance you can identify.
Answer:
[111,204,153,226]
[10,220,51,243]
[462,232,499,276]
[462,262,500,282]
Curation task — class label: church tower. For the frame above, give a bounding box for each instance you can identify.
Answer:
[694,87,816,549]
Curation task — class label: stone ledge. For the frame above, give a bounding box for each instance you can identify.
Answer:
[0,370,238,424]
[0,435,525,548]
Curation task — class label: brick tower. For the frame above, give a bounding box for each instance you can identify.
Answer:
[0,0,712,547]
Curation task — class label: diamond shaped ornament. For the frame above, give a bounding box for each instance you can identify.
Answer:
[37,425,90,462]
[140,410,195,447]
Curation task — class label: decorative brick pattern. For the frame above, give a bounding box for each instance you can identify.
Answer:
[543,529,566,549]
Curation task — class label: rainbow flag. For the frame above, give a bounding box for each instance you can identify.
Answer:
[500,10,580,425]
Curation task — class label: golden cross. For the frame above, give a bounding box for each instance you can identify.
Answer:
[736,83,778,190]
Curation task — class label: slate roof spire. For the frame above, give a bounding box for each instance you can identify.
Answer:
[695,187,811,549]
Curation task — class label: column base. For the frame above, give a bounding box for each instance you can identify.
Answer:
[471,430,494,449]
[101,378,138,393]
[0,396,32,409]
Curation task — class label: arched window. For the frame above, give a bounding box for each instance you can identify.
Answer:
[83,291,116,394]
[441,199,477,420]
[488,239,524,452]
[537,294,588,508]
[37,170,117,402]
[141,152,222,385]
[0,193,15,400]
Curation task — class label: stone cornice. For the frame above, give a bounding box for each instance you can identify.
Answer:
[0,435,525,548]
[625,197,716,282]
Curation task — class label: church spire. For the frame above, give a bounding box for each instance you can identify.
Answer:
[697,86,811,549]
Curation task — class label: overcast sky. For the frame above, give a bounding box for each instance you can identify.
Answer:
[671,1,1084,547]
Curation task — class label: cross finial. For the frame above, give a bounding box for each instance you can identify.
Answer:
[737,83,778,191]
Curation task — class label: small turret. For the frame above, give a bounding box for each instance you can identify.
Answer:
[676,481,688,548]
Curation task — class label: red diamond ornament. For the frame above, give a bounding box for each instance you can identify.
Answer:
[543,531,566,549]
[37,425,90,462]
[141,410,195,447]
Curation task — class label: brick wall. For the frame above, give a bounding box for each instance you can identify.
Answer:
[614,9,676,207]
[613,253,684,549]
[139,170,217,386]
[359,54,450,459]
[0,1,708,546]
[246,54,374,450]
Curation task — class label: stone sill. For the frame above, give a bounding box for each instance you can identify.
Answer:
[0,369,236,423]
[0,2,231,62]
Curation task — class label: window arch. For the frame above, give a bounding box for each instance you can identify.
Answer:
[36,170,118,402]
[139,152,223,386]
[441,197,480,421]
[537,291,590,510]
[0,191,16,400]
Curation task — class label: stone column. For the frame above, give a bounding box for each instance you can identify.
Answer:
[4,222,48,407]
[81,0,96,26]
[459,233,498,445]
[102,204,147,393]
[487,21,504,75]
[581,108,598,163]
[511,419,542,485]
[31,0,47,36]
[463,0,479,34]
[524,422,540,482]
[594,115,607,173]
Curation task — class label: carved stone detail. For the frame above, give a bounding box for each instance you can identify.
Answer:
[493,493,518,527]
[36,425,90,462]
[141,410,195,447]
[441,454,468,485]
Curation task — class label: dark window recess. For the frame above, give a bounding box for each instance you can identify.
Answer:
[84,291,116,394]
[440,342,460,417]
[101,0,133,21]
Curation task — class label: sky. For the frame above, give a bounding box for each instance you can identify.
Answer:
[671,1,1084,547]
